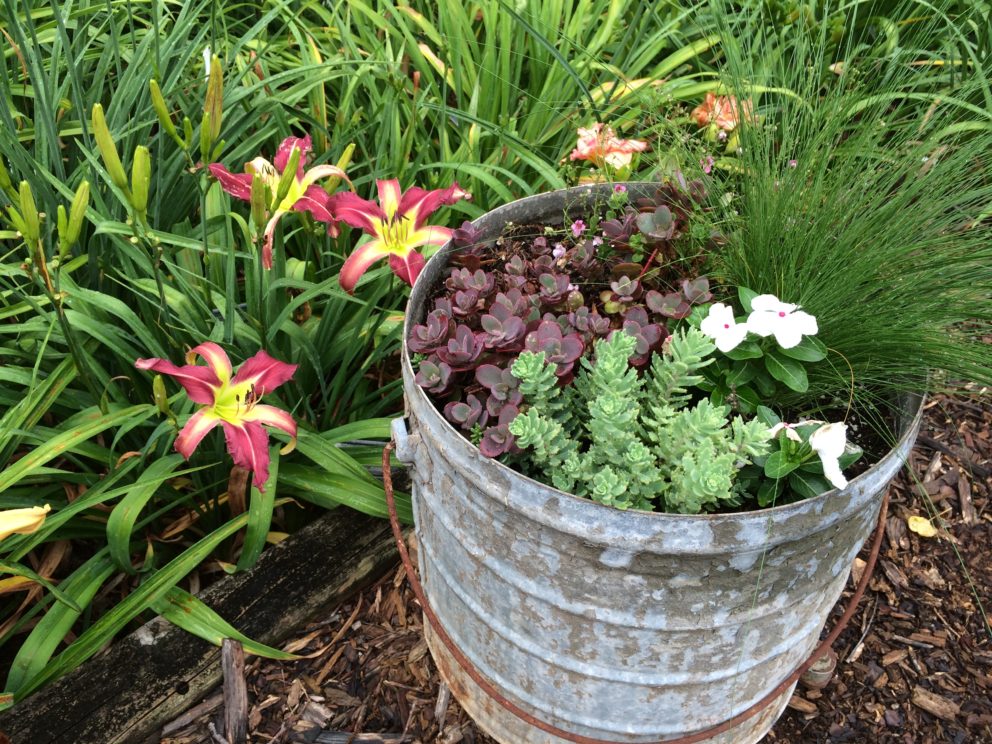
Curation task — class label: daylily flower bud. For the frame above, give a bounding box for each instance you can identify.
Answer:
[152,374,173,418]
[250,172,267,230]
[149,79,183,147]
[91,103,130,194]
[199,110,213,164]
[202,52,224,150]
[274,146,301,205]
[182,116,193,149]
[0,157,15,200]
[57,204,68,244]
[18,181,40,244]
[131,146,151,221]
[66,180,90,251]
[324,143,355,193]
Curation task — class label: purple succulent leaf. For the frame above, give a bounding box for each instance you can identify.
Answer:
[636,206,675,241]
[452,220,484,248]
[433,297,454,316]
[493,289,529,316]
[624,306,650,326]
[610,276,640,302]
[681,276,713,304]
[601,213,638,247]
[414,357,453,394]
[436,325,484,368]
[531,236,550,255]
[408,309,454,353]
[645,290,691,319]
[531,255,555,276]
[480,313,526,350]
[538,273,571,305]
[478,405,521,458]
[505,255,528,276]
[475,364,505,390]
[444,394,488,430]
[572,238,598,268]
[452,289,481,317]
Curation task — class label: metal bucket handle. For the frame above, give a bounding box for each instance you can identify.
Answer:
[381,441,891,744]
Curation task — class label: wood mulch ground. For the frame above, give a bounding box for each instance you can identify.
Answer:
[162,392,991,744]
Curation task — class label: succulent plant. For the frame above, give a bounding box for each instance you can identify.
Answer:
[410,180,715,456]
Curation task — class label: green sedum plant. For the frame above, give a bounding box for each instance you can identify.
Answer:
[509,328,771,513]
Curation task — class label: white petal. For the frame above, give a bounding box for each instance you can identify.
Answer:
[745,310,777,337]
[750,294,794,313]
[820,458,849,490]
[810,422,847,458]
[790,310,818,336]
[772,322,805,349]
[715,323,748,352]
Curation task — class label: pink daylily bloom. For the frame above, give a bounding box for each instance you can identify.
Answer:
[135,343,298,490]
[208,135,348,269]
[569,123,648,170]
[330,179,469,293]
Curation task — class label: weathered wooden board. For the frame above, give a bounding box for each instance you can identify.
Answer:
[0,508,399,744]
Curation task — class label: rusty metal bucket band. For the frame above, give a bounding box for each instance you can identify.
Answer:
[381,443,890,744]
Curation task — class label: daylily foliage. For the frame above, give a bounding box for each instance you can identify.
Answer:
[136,343,298,490]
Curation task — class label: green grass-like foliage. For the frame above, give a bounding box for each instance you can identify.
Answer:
[509,329,770,513]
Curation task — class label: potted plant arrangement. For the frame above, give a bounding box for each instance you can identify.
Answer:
[385,58,992,744]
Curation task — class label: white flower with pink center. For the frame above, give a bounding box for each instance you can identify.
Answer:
[700,303,748,352]
[810,422,849,490]
[745,294,818,349]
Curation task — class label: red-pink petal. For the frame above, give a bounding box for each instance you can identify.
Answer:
[175,409,221,459]
[376,179,403,219]
[186,342,233,383]
[134,357,219,405]
[338,240,390,294]
[231,349,298,394]
[208,163,253,201]
[293,186,335,224]
[325,191,384,233]
[222,420,271,490]
[388,251,426,287]
[242,404,297,441]
[274,134,312,177]
[399,182,469,230]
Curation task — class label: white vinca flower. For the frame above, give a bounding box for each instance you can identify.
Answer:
[768,421,803,442]
[700,303,749,352]
[746,294,818,349]
[810,422,849,490]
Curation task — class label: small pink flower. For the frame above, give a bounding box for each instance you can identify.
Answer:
[788,159,798,168]
[592,236,603,247]
[571,220,586,238]
[613,184,627,194]
[552,244,566,259]
[135,343,298,490]
[569,123,648,170]
[701,155,715,174]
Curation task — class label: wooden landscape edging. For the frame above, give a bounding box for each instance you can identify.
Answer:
[0,508,399,744]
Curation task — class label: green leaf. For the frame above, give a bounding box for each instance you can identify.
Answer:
[763,450,801,479]
[106,455,185,574]
[755,405,781,427]
[738,286,758,312]
[14,513,252,700]
[777,335,827,363]
[0,405,155,493]
[0,561,81,612]
[756,478,782,507]
[723,341,763,360]
[789,471,832,500]
[5,553,116,693]
[236,446,279,571]
[724,361,755,387]
[152,586,298,660]
[733,385,761,413]
[764,352,809,393]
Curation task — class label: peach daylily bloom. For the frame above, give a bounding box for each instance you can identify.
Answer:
[690,93,753,132]
[569,123,648,170]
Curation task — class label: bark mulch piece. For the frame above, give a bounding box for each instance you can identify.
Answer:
[163,392,991,744]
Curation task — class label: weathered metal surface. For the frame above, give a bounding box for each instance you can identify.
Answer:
[397,183,924,743]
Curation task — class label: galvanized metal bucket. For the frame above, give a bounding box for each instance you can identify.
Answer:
[394,183,924,743]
